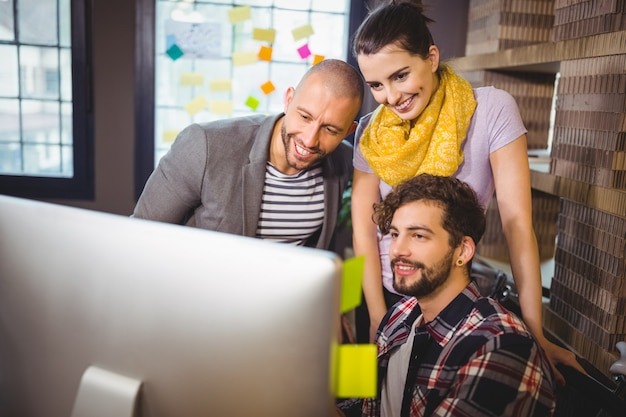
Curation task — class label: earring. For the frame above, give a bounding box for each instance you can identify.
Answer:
[456,258,464,266]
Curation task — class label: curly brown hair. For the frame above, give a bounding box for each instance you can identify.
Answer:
[373,174,486,248]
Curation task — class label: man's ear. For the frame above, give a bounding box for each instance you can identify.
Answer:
[283,87,295,112]
[345,121,358,137]
[457,236,476,264]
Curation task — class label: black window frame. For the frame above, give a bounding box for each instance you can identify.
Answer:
[0,0,95,200]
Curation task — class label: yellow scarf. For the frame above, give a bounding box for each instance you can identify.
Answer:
[359,65,477,186]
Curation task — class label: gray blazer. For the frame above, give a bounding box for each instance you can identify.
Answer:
[133,113,353,250]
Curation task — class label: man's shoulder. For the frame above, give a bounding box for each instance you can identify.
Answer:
[195,114,275,137]
[457,297,535,350]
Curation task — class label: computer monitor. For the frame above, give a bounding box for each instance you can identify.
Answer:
[0,195,341,417]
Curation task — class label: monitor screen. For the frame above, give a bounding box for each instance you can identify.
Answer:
[0,195,341,417]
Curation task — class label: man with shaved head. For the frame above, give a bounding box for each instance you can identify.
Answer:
[134,59,364,251]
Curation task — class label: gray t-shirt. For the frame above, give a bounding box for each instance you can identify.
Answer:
[353,86,527,294]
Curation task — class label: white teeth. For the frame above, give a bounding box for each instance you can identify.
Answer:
[397,265,416,271]
[396,96,413,111]
[296,144,311,156]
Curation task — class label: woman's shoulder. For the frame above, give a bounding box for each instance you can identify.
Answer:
[473,86,516,103]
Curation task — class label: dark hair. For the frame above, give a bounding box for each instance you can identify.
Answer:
[352,0,435,59]
[373,174,486,248]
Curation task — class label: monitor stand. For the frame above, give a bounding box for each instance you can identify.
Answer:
[70,366,142,417]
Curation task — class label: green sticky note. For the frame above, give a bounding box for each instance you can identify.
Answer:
[334,344,377,398]
[340,256,364,313]
[166,44,184,61]
[245,96,260,111]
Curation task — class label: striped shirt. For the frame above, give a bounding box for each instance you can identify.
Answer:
[363,281,556,417]
[255,162,324,245]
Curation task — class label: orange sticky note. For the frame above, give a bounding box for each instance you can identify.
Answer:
[313,54,325,65]
[260,81,275,95]
[258,46,273,62]
[253,28,276,43]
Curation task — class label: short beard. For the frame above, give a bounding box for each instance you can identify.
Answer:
[392,249,454,298]
[280,123,323,171]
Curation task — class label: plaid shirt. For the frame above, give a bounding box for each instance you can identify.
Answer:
[363,281,556,417]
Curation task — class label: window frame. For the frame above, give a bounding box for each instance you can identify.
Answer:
[0,0,94,200]
[133,0,368,200]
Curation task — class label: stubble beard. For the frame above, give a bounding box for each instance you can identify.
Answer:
[280,123,324,172]
[392,249,455,298]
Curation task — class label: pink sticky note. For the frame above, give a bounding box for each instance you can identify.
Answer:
[297,44,311,59]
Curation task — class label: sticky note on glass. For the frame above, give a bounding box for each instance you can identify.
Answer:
[260,81,275,95]
[180,72,204,86]
[340,256,364,314]
[232,51,258,66]
[258,45,273,62]
[297,44,312,59]
[185,96,208,116]
[166,43,184,61]
[334,344,377,398]
[313,54,325,65]
[253,27,276,43]
[228,6,251,24]
[162,129,179,144]
[209,99,233,115]
[209,79,232,92]
[292,24,314,41]
[245,96,260,111]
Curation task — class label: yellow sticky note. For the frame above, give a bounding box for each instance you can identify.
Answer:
[228,6,251,24]
[258,45,273,62]
[162,129,179,144]
[180,72,204,86]
[232,51,258,66]
[185,96,208,116]
[334,344,377,398]
[313,54,325,65]
[340,256,364,314]
[209,79,232,92]
[253,27,276,43]
[209,99,233,115]
[292,24,314,41]
[260,80,275,95]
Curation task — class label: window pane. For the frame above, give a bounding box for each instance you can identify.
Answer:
[0,143,21,174]
[23,143,62,175]
[60,48,72,100]
[60,101,72,145]
[0,45,19,97]
[59,0,71,47]
[153,0,351,166]
[20,46,60,100]
[22,100,60,145]
[274,0,311,11]
[0,0,15,42]
[18,0,58,45]
[0,99,20,143]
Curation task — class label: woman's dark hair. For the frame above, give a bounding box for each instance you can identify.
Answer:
[352,0,435,59]
[373,174,486,249]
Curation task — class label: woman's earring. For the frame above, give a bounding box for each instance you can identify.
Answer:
[456,258,464,266]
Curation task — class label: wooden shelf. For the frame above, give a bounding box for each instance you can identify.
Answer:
[531,169,626,218]
[448,30,626,73]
